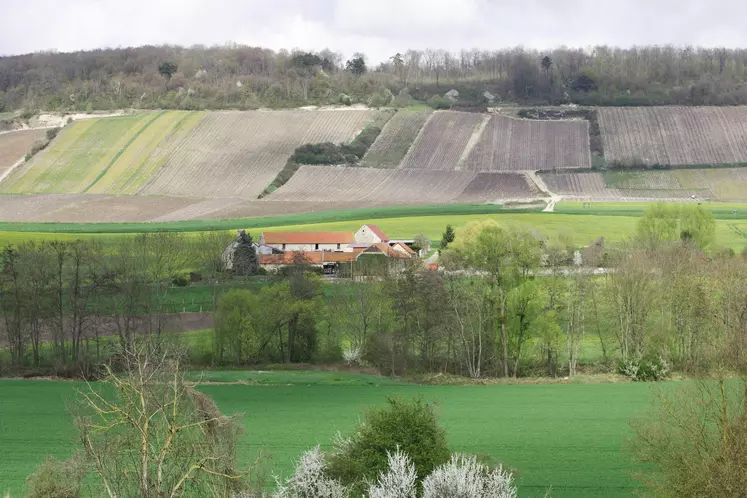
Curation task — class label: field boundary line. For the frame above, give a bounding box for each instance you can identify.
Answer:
[118,111,198,194]
[82,111,166,193]
[397,110,436,169]
[0,156,26,186]
[456,114,491,170]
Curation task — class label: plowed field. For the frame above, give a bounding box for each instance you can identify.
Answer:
[599,106,747,166]
[362,110,432,167]
[0,194,375,223]
[266,165,538,203]
[0,129,47,176]
[401,111,484,170]
[465,115,591,171]
[141,109,375,198]
[0,110,375,199]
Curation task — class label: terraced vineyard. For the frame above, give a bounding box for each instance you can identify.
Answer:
[141,109,375,198]
[362,110,432,167]
[401,111,485,170]
[465,115,591,171]
[599,106,747,166]
[0,129,47,178]
[266,165,538,203]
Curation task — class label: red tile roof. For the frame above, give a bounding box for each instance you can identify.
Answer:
[358,243,410,259]
[262,232,353,244]
[392,242,417,255]
[364,224,390,242]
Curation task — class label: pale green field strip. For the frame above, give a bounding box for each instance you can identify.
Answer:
[0,112,207,195]
[87,111,204,194]
[82,111,166,192]
[0,115,151,193]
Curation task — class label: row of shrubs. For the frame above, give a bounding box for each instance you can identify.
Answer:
[273,396,517,498]
[261,112,392,196]
[24,127,61,161]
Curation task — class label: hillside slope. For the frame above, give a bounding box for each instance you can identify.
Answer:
[0,109,376,199]
[599,106,747,166]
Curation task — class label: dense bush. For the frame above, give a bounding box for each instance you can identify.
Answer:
[45,127,61,141]
[427,95,451,110]
[368,450,418,498]
[327,396,450,492]
[421,455,517,498]
[618,354,669,381]
[263,114,389,194]
[276,446,517,498]
[291,142,348,165]
[274,446,347,498]
[25,453,87,498]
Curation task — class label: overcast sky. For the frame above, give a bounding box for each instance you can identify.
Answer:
[2,0,746,63]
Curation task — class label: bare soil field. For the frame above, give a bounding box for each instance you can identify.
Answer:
[457,173,538,201]
[141,109,376,199]
[401,111,484,170]
[0,129,47,175]
[465,115,591,171]
[362,110,432,167]
[599,106,747,166]
[266,165,540,203]
[0,194,383,223]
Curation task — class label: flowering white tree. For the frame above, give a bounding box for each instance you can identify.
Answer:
[421,455,516,498]
[273,446,348,498]
[367,449,417,498]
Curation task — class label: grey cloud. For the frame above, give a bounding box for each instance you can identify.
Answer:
[1,0,746,63]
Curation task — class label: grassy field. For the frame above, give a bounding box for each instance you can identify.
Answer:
[0,374,655,497]
[1,201,747,250]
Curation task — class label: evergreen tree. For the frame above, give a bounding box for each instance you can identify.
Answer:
[232,230,259,276]
[440,225,456,252]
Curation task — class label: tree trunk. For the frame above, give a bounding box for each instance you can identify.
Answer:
[501,299,509,377]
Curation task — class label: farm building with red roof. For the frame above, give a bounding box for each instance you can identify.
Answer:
[354,224,390,244]
[260,231,354,252]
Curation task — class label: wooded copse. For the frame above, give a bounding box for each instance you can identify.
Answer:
[0,231,235,374]
[3,44,747,114]
[2,203,743,380]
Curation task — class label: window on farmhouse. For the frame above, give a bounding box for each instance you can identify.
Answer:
[282,244,286,250]
[315,244,320,250]
[337,244,341,250]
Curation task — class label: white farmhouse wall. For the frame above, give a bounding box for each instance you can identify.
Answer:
[354,225,383,244]
[266,242,349,252]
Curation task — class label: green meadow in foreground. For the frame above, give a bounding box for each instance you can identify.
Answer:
[0,374,655,497]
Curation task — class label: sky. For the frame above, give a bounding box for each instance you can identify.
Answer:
[2,0,746,63]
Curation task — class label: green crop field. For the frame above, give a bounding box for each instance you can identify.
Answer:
[0,374,657,497]
[2,201,747,250]
[0,111,203,195]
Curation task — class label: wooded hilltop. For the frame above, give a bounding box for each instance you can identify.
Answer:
[3,44,747,112]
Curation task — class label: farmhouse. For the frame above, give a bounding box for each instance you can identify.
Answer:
[248,225,420,273]
[354,224,389,244]
[260,231,354,252]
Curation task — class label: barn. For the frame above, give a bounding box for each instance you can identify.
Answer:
[259,231,354,252]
